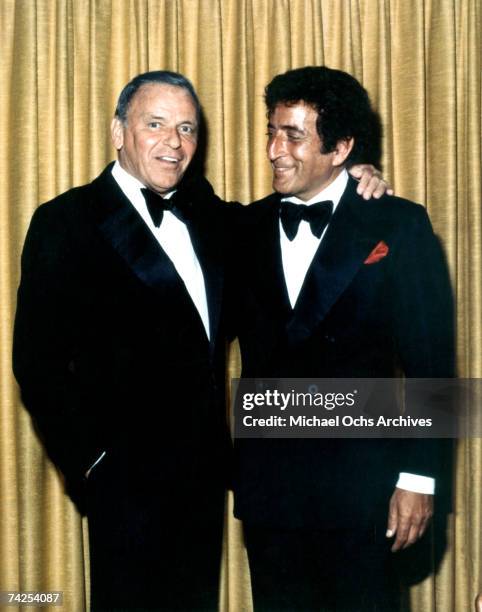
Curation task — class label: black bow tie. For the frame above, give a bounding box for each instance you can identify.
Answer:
[280,200,333,241]
[141,188,189,227]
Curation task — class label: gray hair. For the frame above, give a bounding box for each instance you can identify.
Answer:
[114,70,201,124]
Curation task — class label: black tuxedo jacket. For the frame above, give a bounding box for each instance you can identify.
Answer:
[231,177,454,529]
[13,163,231,508]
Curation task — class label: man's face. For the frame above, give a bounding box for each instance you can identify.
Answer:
[111,83,198,194]
[267,102,348,201]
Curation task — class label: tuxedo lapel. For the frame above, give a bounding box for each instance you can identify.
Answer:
[252,195,292,317]
[89,166,188,300]
[286,178,382,344]
[185,212,223,349]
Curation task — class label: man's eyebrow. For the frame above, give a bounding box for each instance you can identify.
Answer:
[143,113,197,126]
[143,113,167,122]
[267,122,306,134]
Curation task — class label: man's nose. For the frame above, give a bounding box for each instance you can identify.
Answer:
[267,133,285,160]
[163,127,182,149]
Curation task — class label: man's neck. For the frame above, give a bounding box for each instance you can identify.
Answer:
[112,160,176,200]
[281,169,349,209]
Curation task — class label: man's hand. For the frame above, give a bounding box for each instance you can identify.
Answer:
[349,164,394,200]
[386,488,433,552]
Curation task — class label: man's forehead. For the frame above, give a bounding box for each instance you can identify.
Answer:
[128,83,197,116]
[268,101,318,125]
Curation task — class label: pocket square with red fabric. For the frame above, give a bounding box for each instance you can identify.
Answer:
[364,240,389,264]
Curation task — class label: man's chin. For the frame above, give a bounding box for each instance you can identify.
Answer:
[273,183,293,197]
[272,179,292,196]
[147,178,183,195]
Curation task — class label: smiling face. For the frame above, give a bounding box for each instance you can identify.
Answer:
[267,102,353,201]
[111,83,198,194]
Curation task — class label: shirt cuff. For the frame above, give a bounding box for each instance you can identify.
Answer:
[396,472,435,495]
[85,451,106,478]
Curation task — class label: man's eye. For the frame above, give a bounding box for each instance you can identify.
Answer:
[179,125,194,134]
[148,122,161,128]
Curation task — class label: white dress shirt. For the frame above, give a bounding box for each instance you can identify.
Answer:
[111,161,210,341]
[279,169,434,495]
[280,170,349,308]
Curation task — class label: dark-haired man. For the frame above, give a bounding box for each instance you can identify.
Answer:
[13,69,390,610]
[232,66,454,610]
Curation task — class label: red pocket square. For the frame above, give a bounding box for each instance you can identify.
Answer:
[364,241,389,264]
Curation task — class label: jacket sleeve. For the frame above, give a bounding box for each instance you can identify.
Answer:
[391,205,455,378]
[389,205,455,497]
[12,203,105,499]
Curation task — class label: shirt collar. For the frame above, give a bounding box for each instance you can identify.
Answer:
[111,160,176,201]
[281,168,349,212]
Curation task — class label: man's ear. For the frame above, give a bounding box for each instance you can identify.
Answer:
[111,117,124,151]
[332,137,354,167]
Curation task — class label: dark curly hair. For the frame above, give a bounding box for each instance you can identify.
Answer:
[265,66,382,167]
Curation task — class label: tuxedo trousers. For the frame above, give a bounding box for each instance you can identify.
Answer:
[244,524,401,612]
[86,451,225,612]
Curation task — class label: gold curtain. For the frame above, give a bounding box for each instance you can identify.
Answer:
[1,1,480,610]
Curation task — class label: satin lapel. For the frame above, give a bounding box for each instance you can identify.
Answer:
[254,196,292,317]
[89,166,189,298]
[185,212,223,349]
[286,179,381,344]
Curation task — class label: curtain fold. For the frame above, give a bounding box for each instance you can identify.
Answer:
[1,1,480,610]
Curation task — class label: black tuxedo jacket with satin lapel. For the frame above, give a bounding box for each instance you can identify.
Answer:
[13,163,231,507]
[231,177,455,529]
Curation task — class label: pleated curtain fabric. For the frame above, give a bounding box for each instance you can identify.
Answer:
[0,1,480,610]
